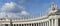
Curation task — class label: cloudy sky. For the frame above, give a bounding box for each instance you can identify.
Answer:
[0,0,60,18]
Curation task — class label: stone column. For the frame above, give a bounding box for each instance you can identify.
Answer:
[41,23,43,26]
[26,24,28,26]
[33,23,35,26]
[36,23,37,26]
[2,24,5,26]
[16,24,17,26]
[37,23,39,26]
[39,23,40,26]
[49,20,50,26]
[18,24,19,26]
[43,23,44,26]
[45,22,47,26]
[38,23,39,26]
[8,24,10,26]
[55,19,58,26]
[23,24,25,26]
[26,24,27,26]
[47,22,48,26]
[31,24,32,26]
[52,19,54,26]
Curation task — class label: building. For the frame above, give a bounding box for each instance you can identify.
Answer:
[0,2,60,26]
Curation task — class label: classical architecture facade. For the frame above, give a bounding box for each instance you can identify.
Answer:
[0,2,60,26]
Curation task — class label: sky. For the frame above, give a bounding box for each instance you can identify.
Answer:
[0,0,60,18]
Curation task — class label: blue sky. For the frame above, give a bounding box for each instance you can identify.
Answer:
[0,0,60,18]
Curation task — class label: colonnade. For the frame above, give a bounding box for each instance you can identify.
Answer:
[0,21,49,26]
[0,22,49,26]
[0,19,58,26]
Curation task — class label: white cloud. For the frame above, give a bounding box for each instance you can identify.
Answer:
[0,2,30,18]
[1,2,16,12]
[20,11,29,15]
[1,2,25,12]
